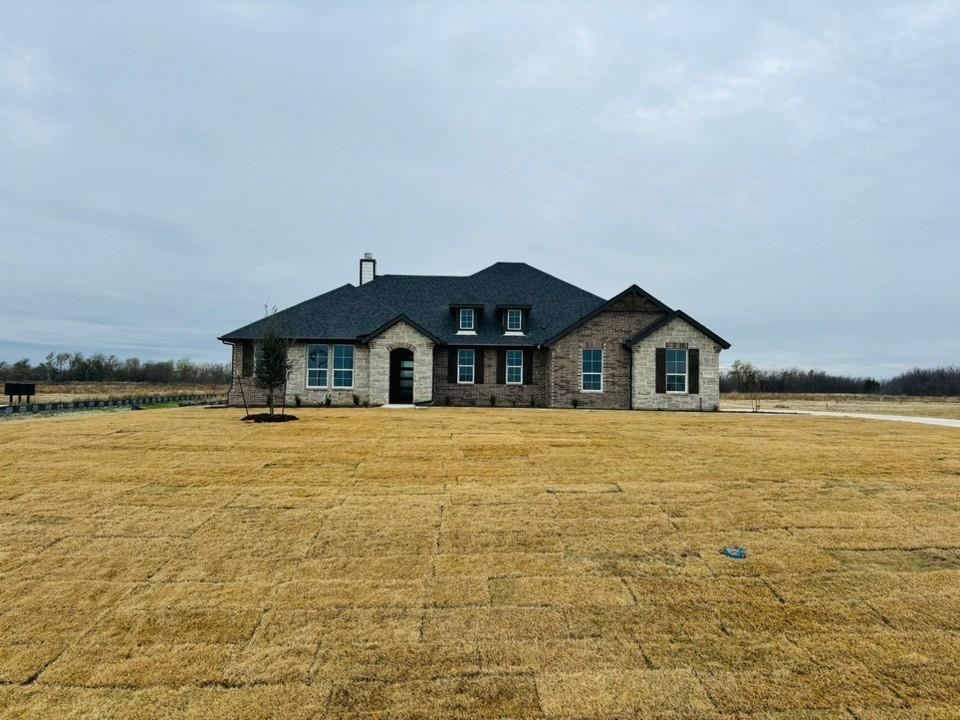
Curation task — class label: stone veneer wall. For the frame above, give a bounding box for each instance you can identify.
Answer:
[367,321,435,405]
[549,308,664,410]
[227,341,370,407]
[631,316,722,411]
[287,342,370,406]
[433,348,548,407]
[227,342,267,406]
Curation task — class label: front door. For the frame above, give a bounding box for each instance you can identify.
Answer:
[389,349,414,404]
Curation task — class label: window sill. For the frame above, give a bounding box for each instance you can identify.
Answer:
[666,391,688,395]
[581,389,603,393]
[457,381,475,385]
[306,386,329,390]
[504,331,524,336]
[455,330,477,335]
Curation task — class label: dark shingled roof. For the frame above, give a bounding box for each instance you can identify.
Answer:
[219,262,605,346]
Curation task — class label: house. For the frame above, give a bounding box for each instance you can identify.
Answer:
[218,254,730,410]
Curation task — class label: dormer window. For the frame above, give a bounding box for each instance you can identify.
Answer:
[506,309,523,332]
[459,308,475,331]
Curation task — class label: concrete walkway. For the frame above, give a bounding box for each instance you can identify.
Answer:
[721,407,960,429]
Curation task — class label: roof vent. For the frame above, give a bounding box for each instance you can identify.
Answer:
[359,253,376,285]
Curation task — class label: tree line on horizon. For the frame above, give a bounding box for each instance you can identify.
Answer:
[0,352,230,385]
[1,352,958,397]
[722,360,960,397]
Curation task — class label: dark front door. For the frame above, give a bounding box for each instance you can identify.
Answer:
[389,349,414,404]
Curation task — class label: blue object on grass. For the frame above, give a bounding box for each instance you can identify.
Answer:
[722,547,747,560]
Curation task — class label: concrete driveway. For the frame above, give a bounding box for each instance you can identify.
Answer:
[721,407,960,429]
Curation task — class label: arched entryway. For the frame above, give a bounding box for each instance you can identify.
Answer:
[389,348,414,404]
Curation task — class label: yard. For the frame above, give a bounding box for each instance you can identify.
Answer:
[0,407,958,718]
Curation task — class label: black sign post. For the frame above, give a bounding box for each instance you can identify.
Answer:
[4,383,36,405]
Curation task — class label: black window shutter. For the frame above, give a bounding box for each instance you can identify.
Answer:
[655,348,666,393]
[475,349,485,384]
[447,348,457,383]
[688,349,700,394]
[522,349,533,384]
[500,311,507,333]
[242,343,254,377]
[496,350,506,384]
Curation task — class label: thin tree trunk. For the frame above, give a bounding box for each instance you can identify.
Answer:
[281,381,287,417]
[237,374,250,418]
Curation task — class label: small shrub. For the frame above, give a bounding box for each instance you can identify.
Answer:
[324,395,332,407]
[571,397,579,408]
[530,397,536,407]
[294,394,302,408]
[444,396,452,406]
[362,400,369,408]
[489,393,497,407]
[353,394,360,407]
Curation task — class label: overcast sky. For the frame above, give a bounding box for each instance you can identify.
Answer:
[1,2,958,376]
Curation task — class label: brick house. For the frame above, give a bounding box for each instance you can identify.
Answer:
[219,254,730,410]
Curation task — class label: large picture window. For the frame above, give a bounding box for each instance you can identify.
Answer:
[506,350,523,384]
[458,349,475,383]
[666,348,687,393]
[459,308,474,331]
[333,345,354,388]
[506,309,523,332]
[582,349,603,391]
[306,344,328,388]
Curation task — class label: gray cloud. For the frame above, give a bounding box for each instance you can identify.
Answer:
[1,1,957,376]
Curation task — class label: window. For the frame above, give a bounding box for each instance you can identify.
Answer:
[582,349,603,391]
[506,309,523,332]
[333,345,354,388]
[459,308,474,331]
[506,350,523,384]
[306,344,328,388]
[458,349,475,383]
[666,348,687,393]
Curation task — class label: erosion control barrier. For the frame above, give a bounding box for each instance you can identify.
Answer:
[0,394,226,416]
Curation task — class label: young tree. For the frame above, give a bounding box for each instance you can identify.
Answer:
[729,359,762,412]
[254,308,292,416]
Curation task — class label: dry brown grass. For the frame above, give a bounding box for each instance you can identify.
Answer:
[723,392,960,419]
[0,407,958,718]
[2,382,226,405]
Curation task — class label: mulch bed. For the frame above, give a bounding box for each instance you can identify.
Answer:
[242,413,298,423]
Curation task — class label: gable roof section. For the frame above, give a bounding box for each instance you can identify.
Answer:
[623,309,731,349]
[358,314,443,344]
[542,285,672,346]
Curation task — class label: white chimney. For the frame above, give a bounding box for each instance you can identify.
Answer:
[359,252,376,285]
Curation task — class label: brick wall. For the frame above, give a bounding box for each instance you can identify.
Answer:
[631,316,722,411]
[549,298,664,410]
[433,347,549,407]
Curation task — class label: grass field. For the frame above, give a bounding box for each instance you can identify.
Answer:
[0,382,227,406]
[722,393,960,419]
[1,407,958,718]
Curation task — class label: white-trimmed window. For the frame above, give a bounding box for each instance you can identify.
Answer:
[506,349,523,384]
[582,349,603,391]
[666,348,687,393]
[458,349,475,383]
[459,308,474,331]
[306,344,328,388]
[332,345,354,388]
[506,309,523,332]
